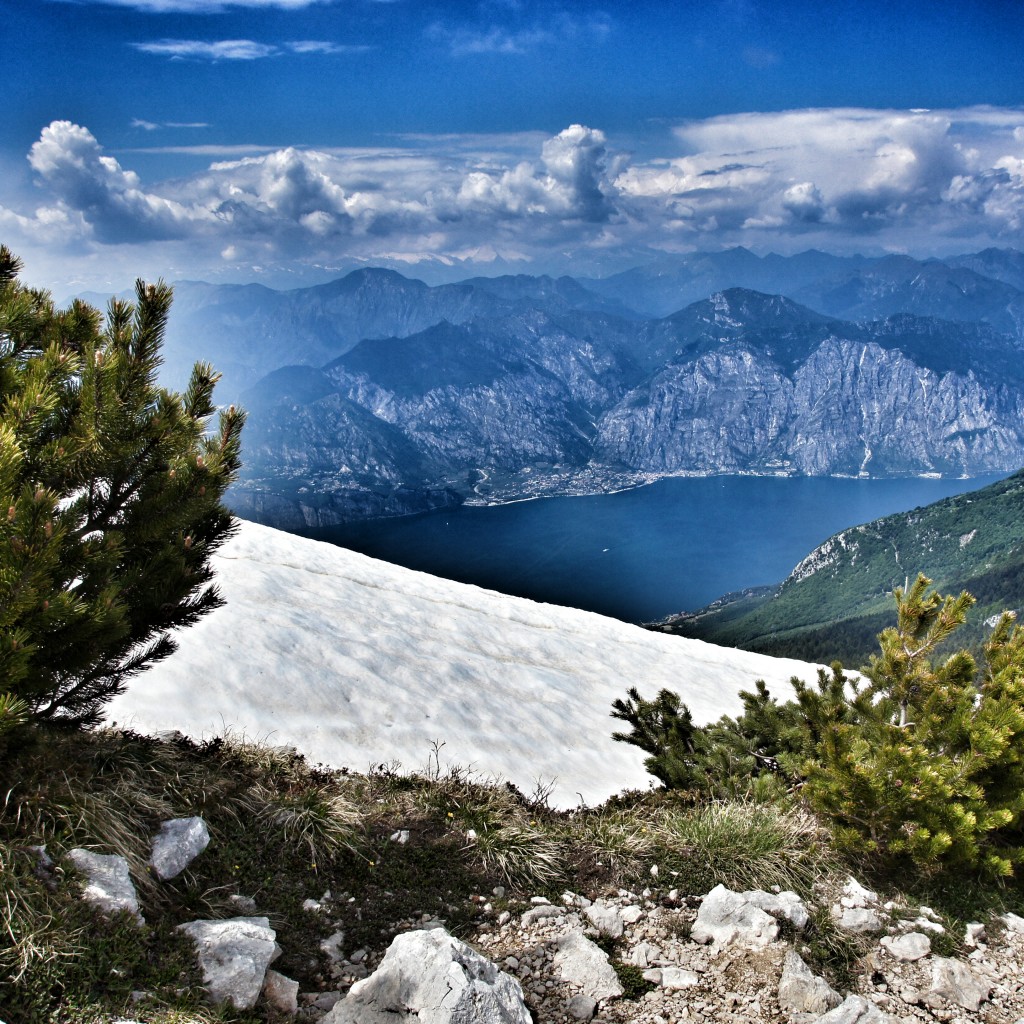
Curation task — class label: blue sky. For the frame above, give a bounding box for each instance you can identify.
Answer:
[3,0,1024,290]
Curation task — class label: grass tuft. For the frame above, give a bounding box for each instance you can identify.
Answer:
[650,799,837,895]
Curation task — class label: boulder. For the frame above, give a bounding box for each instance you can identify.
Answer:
[691,884,779,949]
[66,849,143,924]
[149,816,210,881]
[177,916,278,1009]
[323,927,531,1024]
[777,950,841,1014]
[552,929,624,1002]
[925,956,992,1012]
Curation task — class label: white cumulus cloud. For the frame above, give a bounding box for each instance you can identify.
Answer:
[28,121,209,243]
[7,106,1024,288]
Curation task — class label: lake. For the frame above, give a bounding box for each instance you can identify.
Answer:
[303,474,1008,623]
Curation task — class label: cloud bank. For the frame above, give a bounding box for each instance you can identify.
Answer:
[4,106,1024,287]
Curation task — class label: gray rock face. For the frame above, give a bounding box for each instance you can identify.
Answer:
[177,916,278,1009]
[777,950,841,1014]
[66,849,143,924]
[323,927,532,1024]
[691,884,779,949]
[926,956,992,1011]
[551,929,624,1002]
[149,816,210,881]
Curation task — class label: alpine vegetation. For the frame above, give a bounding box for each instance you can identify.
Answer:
[615,576,1024,878]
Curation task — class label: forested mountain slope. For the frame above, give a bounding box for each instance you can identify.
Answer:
[661,469,1024,665]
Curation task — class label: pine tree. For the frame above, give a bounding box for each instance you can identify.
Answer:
[799,575,1024,876]
[611,686,704,790]
[0,246,245,728]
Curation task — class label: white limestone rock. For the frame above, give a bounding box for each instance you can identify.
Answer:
[620,905,643,925]
[831,906,884,934]
[881,931,931,962]
[323,927,531,1024]
[925,956,992,1012]
[814,994,894,1023]
[149,816,210,881]
[552,929,624,1002]
[839,878,878,908]
[691,884,779,949]
[742,888,810,930]
[522,904,568,925]
[999,912,1024,933]
[584,902,624,938]
[66,849,143,924]
[660,967,700,991]
[629,941,661,968]
[177,916,278,1009]
[320,929,346,962]
[777,950,841,1014]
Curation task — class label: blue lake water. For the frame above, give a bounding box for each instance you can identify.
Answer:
[304,474,1008,623]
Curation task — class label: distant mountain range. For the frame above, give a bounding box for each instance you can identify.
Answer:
[661,469,1024,666]
[136,246,1024,527]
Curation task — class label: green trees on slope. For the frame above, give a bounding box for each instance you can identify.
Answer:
[0,246,244,729]
[614,575,1024,877]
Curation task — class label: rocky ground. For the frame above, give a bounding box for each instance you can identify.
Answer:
[75,814,1024,1024]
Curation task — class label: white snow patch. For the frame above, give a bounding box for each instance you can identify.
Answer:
[107,521,821,808]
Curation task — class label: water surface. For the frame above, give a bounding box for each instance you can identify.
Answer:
[304,475,1007,623]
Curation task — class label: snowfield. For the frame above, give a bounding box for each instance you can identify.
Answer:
[108,520,820,807]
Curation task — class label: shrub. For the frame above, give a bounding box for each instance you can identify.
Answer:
[615,575,1024,877]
